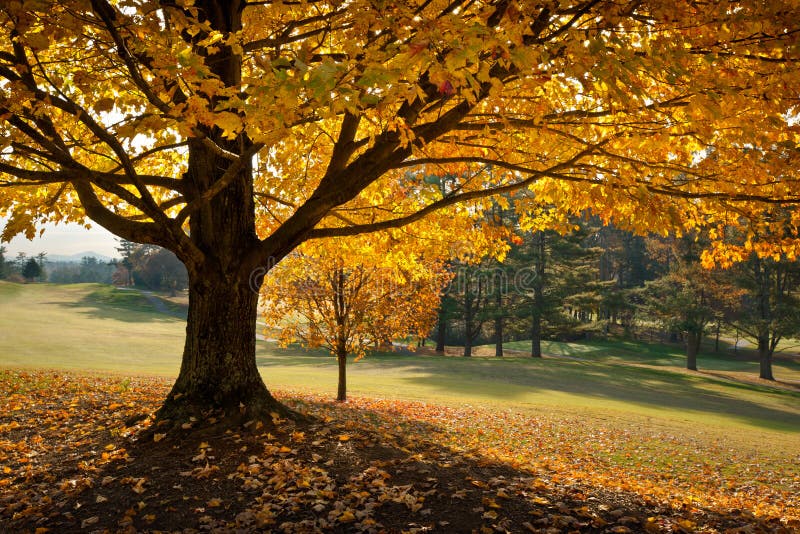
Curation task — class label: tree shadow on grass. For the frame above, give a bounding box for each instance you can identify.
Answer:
[1,374,794,533]
[255,345,800,432]
[53,287,186,323]
[389,357,800,433]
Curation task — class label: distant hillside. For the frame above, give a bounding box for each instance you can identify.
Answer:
[45,251,116,263]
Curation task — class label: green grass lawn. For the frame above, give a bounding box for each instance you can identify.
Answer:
[500,337,800,381]
[2,282,798,456]
[0,282,185,376]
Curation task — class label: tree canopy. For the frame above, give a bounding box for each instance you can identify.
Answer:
[2,1,799,255]
[1,0,799,422]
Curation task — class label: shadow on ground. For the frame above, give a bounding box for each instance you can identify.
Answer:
[1,373,794,533]
[55,287,186,323]
[392,357,800,432]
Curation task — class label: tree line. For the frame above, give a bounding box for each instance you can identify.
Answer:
[0,242,187,293]
[262,209,800,401]
[0,249,49,283]
[435,218,800,382]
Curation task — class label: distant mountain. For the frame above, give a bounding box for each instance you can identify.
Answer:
[45,251,117,263]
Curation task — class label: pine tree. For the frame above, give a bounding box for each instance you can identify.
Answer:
[502,220,603,357]
[0,246,7,280]
[21,257,42,282]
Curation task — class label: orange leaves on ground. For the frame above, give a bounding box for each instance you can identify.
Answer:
[1,369,798,532]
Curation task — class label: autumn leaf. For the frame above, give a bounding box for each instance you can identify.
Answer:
[338,510,356,522]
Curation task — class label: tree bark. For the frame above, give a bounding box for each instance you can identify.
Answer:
[152,1,290,427]
[531,312,542,358]
[463,337,472,358]
[494,270,504,357]
[463,283,474,357]
[686,330,700,371]
[435,311,447,354]
[530,230,545,358]
[158,269,282,425]
[758,336,775,380]
[494,314,504,357]
[336,347,347,402]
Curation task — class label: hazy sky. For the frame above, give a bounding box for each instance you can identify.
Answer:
[1,217,121,258]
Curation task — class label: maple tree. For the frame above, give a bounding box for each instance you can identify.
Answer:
[1,1,800,424]
[261,234,449,401]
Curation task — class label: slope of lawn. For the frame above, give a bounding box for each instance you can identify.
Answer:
[0,282,185,375]
[498,338,800,388]
[2,282,799,436]
[2,282,800,531]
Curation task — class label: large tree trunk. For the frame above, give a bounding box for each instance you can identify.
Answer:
[686,330,700,371]
[758,336,775,380]
[158,269,282,425]
[153,1,288,427]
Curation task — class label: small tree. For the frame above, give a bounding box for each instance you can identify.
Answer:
[642,236,735,370]
[15,252,27,274]
[262,238,448,401]
[111,263,131,287]
[0,246,8,279]
[450,260,494,357]
[642,271,716,370]
[21,257,42,282]
[115,240,136,287]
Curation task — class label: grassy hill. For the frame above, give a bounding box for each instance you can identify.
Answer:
[1,281,799,532]
[2,282,799,435]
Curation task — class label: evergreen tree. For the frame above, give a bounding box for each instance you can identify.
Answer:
[21,257,42,282]
[503,220,603,357]
[115,239,136,286]
[35,252,47,282]
[0,246,7,279]
[593,225,662,333]
[15,252,27,274]
[450,260,494,357]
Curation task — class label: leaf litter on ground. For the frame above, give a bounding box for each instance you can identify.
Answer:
[0,369,798,533]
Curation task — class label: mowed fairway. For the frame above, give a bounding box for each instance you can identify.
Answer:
[0,282,185,376]
[2,281,799,452]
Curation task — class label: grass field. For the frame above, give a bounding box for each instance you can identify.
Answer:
[2,281,800,530]
[2,281,799,449]
[500,338,800,380]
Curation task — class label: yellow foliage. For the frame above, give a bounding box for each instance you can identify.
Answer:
[2,0,800,269]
